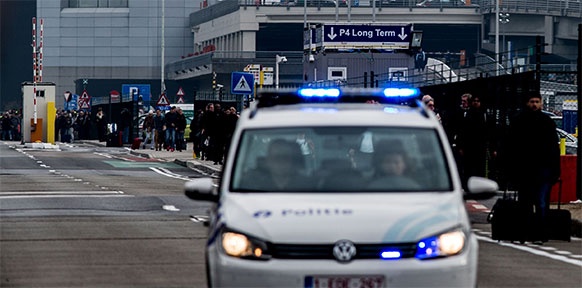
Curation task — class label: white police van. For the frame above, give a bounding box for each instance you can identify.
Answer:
[185,87,497,288]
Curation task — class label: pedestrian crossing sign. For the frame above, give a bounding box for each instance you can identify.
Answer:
[157,93,170,106]
[231,72,254,95]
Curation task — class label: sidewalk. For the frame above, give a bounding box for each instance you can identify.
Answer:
[80,140,222,177]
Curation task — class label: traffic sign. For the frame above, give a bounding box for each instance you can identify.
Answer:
[122,84,150,103]
[157,93,170,106]
[323,24,413,50]
[80,90,90,100]
[231,72,254,94]
[176,87,185,96]
[177,96,184,104]
[79,99,90,110]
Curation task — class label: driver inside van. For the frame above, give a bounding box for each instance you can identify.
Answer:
[368,139,420,191]
[240,139,312,191]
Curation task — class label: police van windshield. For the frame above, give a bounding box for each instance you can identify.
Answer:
[231,127,452,192]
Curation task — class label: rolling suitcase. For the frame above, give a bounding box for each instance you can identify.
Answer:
[131,137,142,150]
[106,131,122,147]
[547,179,571,242]
[488,190,531,243]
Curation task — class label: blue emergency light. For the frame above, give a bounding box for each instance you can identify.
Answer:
[298,88,340,98]
[253,87,423,112]
[380,250,402,260]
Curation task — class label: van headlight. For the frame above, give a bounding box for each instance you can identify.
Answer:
[415,228,466,260]
[221,231,271,260]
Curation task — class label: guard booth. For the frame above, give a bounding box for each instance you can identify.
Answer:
[21,82,56,144]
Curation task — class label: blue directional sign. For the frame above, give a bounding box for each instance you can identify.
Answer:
[64,94,78,111]
[122,84,151,103]
[231,72,254,95]
[323,24,413,50]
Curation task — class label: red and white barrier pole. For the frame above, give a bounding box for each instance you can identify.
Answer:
[32,17,37,124]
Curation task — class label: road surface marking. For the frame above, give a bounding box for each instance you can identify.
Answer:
[475,234,582,267]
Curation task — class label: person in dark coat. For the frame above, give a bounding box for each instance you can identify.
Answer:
[190,109,204,159]
[457,95,496,183]
[175,108,187,152]
[506,93,561,243]
[164,106,178,151]
[119,108,132,144]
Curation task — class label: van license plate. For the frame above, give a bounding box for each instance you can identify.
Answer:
[306,275,385,288]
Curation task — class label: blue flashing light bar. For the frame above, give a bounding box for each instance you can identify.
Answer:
[383,88,420,98]
[253,87,422,111]
[298,88,340,98]
[380,250,402,260]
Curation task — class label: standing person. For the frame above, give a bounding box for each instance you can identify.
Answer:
[190,109,204,159]
[10,111,21,142]
[443,93,472,187]
[415,48,427,72]
[1,112,12,140]
[421,94,441,123]
[211,103,227,165]
[164,106,178,151]
[223,107,239,161]
[457,95,495,184]
[142,110,155,150]
[95,107,107,142]
[120,108,132,144]
[200,103,215,161]
[153,109,165,151]
[175,108,187,152]
[507,93,561,244]
[76,110,91,140]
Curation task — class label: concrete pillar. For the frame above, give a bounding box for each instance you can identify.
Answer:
[544,15,554,54]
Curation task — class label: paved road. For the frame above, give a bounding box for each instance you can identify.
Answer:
[1,141,580,287]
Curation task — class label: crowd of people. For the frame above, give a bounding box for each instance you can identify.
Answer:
[0,110,22,141]
[189,103,239,165]
[427,91,560,243]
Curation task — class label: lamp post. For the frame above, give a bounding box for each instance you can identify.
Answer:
[495,0,499,76]
[499,12,510,68]
[275,54,287,89]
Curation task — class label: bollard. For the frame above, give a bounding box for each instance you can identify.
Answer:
[559,138,566,155]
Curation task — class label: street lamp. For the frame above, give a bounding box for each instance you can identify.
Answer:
[499,12,510,68]
[275,54,287,89]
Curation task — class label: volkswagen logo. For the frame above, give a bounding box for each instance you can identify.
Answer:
[333,240,357,262]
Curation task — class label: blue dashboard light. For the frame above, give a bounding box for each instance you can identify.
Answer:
[380,250,402,259]
[382,88,420,98]
[298,88,340,98]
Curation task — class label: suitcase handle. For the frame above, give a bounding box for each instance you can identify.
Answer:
[556,178,563,210]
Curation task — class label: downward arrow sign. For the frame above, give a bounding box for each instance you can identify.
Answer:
[398,27,408,40]
[327,27,337,40]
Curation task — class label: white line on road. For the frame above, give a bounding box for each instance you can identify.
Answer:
[475,234,582,267]
[93,152,113,158]
[0,191,125,195]
[149,167,190,181]
[162,205,180,212]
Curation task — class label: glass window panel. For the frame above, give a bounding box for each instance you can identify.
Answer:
[231,127,452,193]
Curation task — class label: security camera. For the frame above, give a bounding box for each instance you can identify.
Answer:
[308,54,315,63]
[281,56,288,63]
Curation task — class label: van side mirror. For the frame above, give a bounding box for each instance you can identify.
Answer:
[464,176,498,200]
[184,178,219,202]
